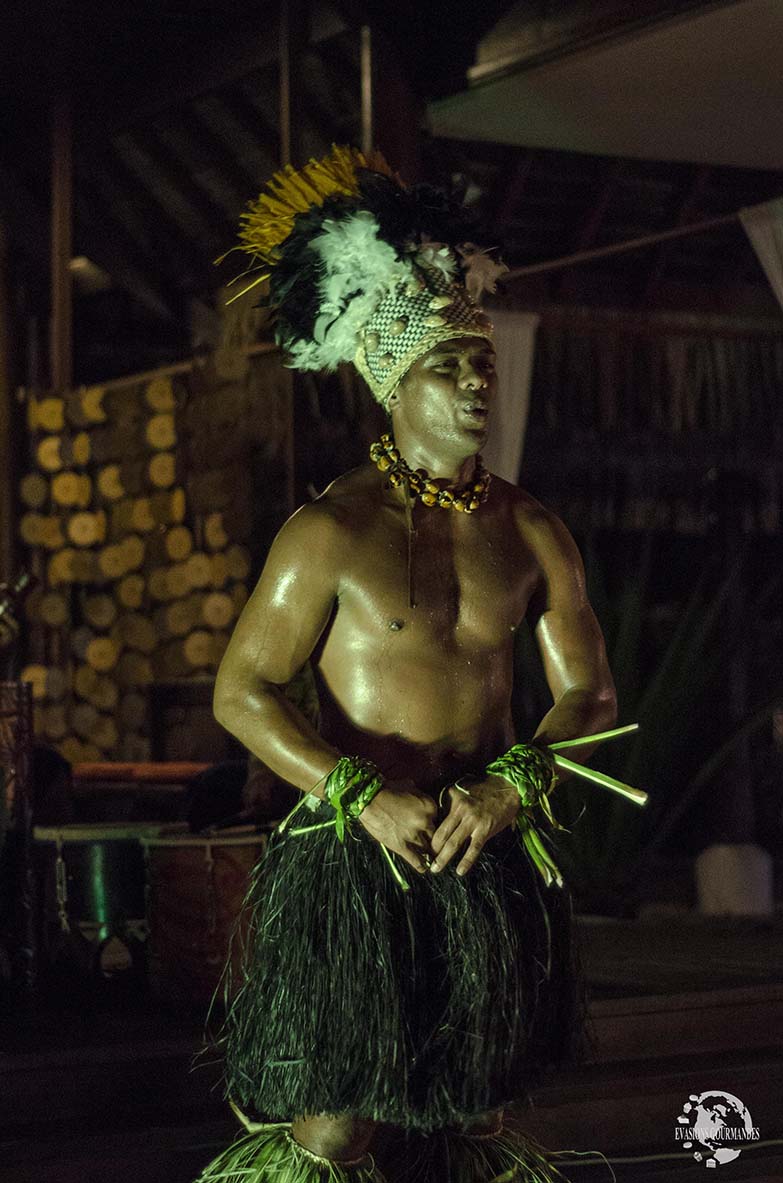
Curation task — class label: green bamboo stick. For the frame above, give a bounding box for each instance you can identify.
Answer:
[552,754,648,807]
[379,843,411,892]
[288,820,340,835]
[548,723,639,751]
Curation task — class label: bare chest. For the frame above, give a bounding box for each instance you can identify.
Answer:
[330,504,537,651]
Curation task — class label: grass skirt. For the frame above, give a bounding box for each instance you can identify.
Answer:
[219,798,590,1134]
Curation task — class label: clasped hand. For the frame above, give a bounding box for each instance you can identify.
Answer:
[358,775,521,877]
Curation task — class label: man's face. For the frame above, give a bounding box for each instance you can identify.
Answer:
[391,336,497,454]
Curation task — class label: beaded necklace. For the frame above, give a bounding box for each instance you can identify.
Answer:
[369,432,492,609]
[369,432,491,513]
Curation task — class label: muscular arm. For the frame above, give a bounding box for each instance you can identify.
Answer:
[431,502,618,878]
[213,502,343,798]
[214,499,438,870]
[525,508,617,773]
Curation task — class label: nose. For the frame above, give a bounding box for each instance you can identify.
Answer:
[460,363,488,391]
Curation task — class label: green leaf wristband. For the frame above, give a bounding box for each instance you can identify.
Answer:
[485,742,566,889]
[323,756,385,841]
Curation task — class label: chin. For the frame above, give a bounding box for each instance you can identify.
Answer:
[460,424,489,447]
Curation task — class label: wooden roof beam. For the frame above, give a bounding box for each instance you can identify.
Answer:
[78,142,210,286]
[210,89,279,177]
[297,53,345,148]
[492,150,537,232]
[128,128,237,246]
[556,157,626,297]
[171,106,261,205]
[0,167,51,284]
[75,190,180,322]
[641,163,712,304]
[92,5,349,138]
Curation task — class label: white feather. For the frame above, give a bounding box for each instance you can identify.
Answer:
[458,243,508,302]
[416,242,458,283]
[288,212,412,369]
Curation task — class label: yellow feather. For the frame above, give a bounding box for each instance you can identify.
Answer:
[236,143,398,265]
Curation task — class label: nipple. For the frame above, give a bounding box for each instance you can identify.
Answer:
[389,619,405,632]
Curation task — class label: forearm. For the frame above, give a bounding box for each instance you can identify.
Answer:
[214,678,341,799]
[531,685,618,783]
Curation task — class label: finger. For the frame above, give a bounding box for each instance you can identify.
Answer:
[431,811,462,855]
[456,831,488,877]
[430,822,471,873]
[394,841,429,874]
[419,796,439,822]
[416,828,435,854]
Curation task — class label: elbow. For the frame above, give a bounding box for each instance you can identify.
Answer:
[598,684,619,728]
[570,682,617,728]
[213,663,278,736]
[212,684,231,732]
[213,664,237,731]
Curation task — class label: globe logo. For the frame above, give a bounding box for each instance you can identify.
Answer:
[675,1091,760,1167]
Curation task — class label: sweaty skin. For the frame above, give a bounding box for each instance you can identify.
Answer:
[214,336,617,879]
[214,335,617,1158]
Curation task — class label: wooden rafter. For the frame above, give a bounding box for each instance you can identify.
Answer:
[50,95,73,393]
[576,158,627,252]
[78,142,209,286]
[0,221,16,580]
[173,106,261,204]
[297,52,344,148]
[280,0,309,169]
[129,128,236,244]
[492,150,536,232]
[310,36,362,136]
[75,189,179,321]
[315,29,361,102]
[556,156,626,297]
[641,163,712,304]
[94,22,286,138]
[212,88,279,175]
[0,164,50,285]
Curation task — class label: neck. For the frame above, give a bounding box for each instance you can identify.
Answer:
[390,430,477,487]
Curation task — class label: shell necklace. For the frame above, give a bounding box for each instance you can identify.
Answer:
[369,433,491,513]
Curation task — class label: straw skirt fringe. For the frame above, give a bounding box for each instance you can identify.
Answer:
[219,799,589,1134]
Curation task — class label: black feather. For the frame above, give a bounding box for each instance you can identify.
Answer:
[356,171,482,254]
[266,171,494,358]
[269,192,362,353]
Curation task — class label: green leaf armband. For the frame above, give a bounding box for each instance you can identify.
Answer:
[277,756,411,893]
[485,742,566,889]
[323,756,385,841]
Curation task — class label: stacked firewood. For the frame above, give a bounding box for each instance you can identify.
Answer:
[19,366,260,762]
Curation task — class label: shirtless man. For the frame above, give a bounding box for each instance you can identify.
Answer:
[213,333,617,1167]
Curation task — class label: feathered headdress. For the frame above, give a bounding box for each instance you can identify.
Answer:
[225,145,506,404]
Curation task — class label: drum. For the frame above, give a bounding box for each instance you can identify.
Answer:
[142,829,267,1006]
[33,822,165,986]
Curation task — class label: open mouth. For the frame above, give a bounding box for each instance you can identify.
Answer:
[462,404,489,422]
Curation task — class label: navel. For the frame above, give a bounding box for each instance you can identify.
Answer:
[388,618,405,632]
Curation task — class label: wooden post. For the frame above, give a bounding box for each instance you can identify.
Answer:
[279,0,308,514]
[371,29,422,181]
[0,221,15,584]
[360,25,373,157]
[279,0,308,169]
[50,94,73,394]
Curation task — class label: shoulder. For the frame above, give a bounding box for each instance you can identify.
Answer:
[489,475,575,551]
[491,476,587,596]
[318,463,380,517]
[312,463,387,537]
[266,465,378,561]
